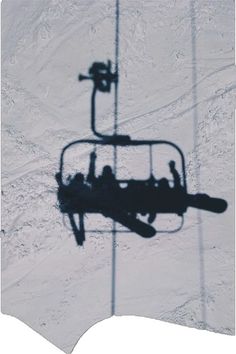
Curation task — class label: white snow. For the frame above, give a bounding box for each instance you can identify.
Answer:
[1,0,235,353]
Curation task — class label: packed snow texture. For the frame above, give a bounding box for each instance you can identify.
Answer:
[1,0,235,352]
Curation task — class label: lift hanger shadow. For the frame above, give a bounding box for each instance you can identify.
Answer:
[55,60,227,246]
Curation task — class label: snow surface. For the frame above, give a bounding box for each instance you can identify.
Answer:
[1,0,235,353]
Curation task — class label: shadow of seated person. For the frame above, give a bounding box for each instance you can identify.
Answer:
[69,173,92,204]
[169,160,182,190]
[158,177,171,192]
[97,165,119,192]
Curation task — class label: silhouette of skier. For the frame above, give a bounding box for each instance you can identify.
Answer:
[169,160,181,189]
[158,177,170,192]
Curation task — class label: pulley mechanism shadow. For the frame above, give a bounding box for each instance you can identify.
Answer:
[55,60,227,246]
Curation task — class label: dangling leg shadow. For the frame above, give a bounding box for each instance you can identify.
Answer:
[68,212,85,246]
